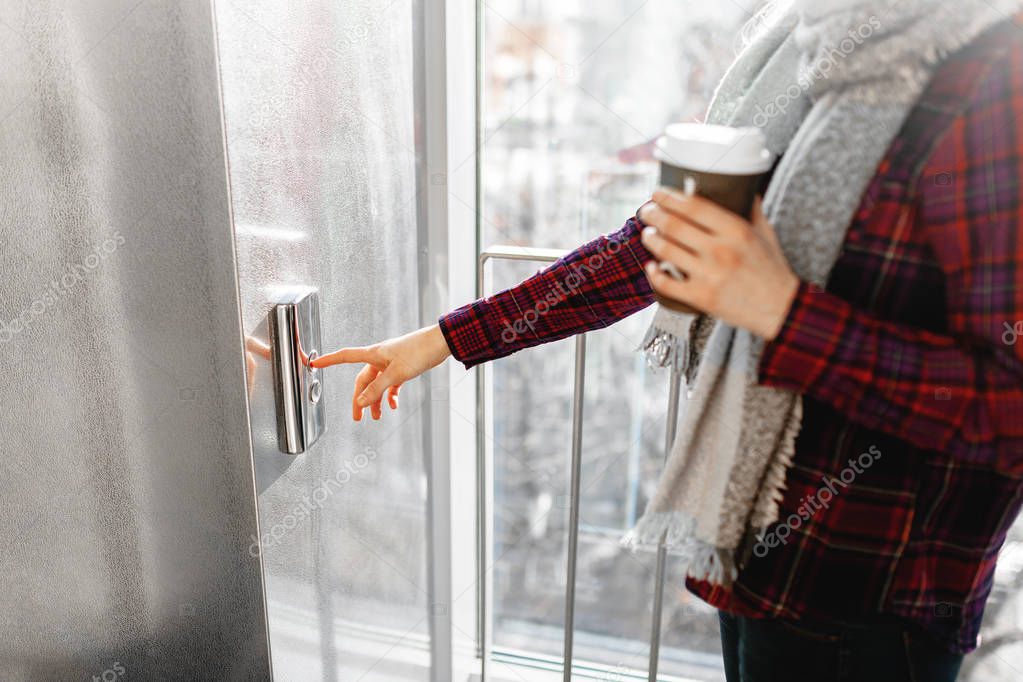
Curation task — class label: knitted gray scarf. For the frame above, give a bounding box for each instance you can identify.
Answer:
[624,0,1021,584]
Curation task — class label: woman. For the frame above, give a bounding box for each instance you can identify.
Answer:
[313,1,1023,679]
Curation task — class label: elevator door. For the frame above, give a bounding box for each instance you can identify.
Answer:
[214,2,436,680]
[0,1,270,679]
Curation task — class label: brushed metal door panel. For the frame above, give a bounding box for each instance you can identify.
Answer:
[0,2,269,679]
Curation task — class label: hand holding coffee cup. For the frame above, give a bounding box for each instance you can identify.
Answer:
[644,124,775,314]
[638,125,801,340]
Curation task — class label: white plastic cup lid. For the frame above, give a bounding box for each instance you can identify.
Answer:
[654,123,775,176]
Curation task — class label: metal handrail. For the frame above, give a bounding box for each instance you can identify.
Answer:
[477,246,571,682]
[564,334,586,682]
[476,244,680,682]
[648,365,684,682]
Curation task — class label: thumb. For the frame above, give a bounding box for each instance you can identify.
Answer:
[749,196,781,250]
[357,367,399,407]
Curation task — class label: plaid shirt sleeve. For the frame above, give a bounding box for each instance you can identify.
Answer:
[438,217,655,368]
[758,53,1023,473]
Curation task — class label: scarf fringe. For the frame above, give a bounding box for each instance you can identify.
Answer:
[640,325,690,374]
[620,510,738,586]
[750,401,803,530]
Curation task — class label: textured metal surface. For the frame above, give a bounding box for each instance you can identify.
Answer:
[0,2,270,680]
[214,1,434,679]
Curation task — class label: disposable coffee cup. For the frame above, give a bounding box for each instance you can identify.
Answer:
[650,123,775,313]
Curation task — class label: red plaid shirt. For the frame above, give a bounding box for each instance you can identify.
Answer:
[439,20,1023,653]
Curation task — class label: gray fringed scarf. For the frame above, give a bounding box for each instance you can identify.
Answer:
[623,0,1022,584]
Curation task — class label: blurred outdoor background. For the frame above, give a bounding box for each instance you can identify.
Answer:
[479,1,1023,680]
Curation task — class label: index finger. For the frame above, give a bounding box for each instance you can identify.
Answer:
[312,346,379,368]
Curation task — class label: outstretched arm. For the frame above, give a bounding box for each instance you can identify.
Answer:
[439,216,655,368]
[312,216,656,419]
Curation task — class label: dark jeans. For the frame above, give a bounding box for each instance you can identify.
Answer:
[719,611,964,682]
